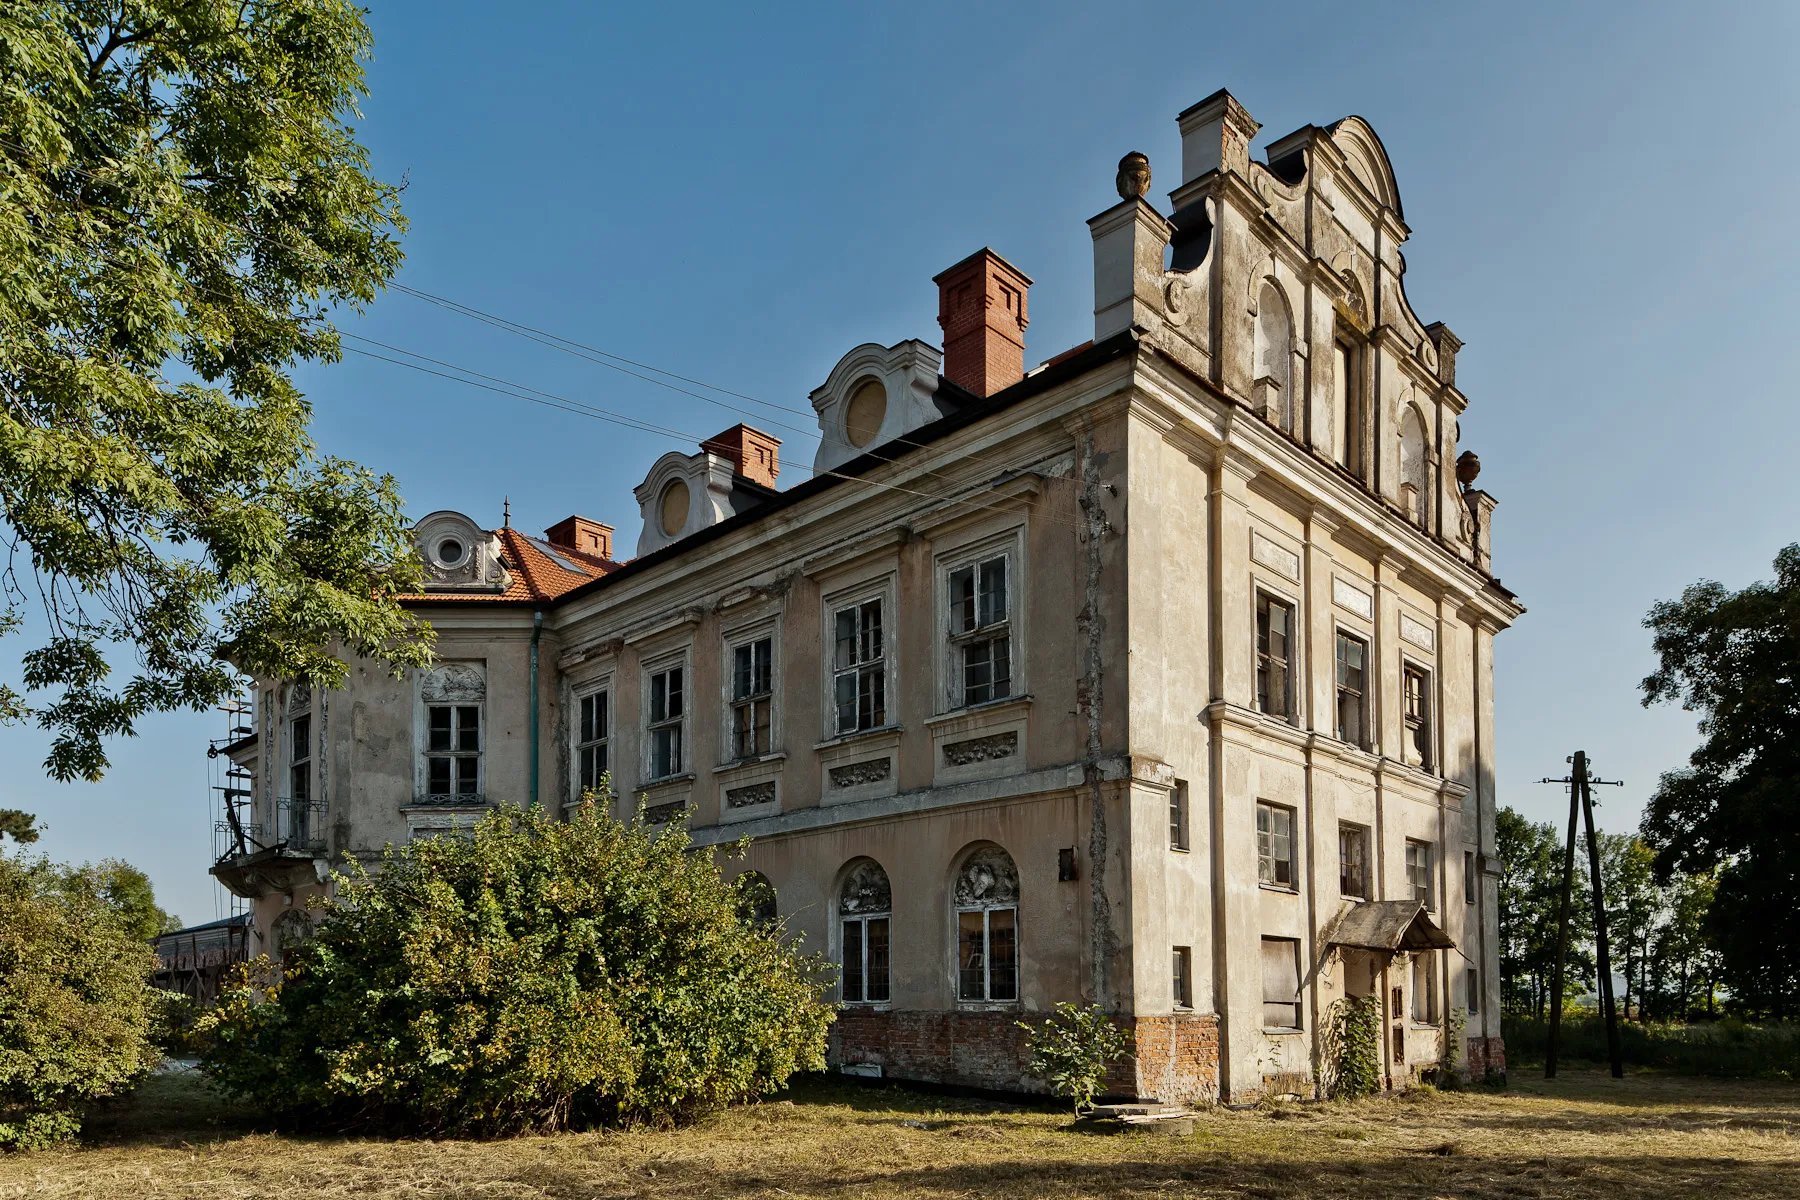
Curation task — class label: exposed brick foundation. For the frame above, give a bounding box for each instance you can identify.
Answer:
[1129,1013,1221,1105]
[1465,1035,1506,1080]
[831,1009,1221,1105]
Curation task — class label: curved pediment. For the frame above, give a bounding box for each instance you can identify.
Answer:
[1328,116,1403,220]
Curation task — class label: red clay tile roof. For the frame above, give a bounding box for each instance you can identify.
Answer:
[400,527,622,605]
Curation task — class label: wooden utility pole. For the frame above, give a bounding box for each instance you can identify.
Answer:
[1539,750,1627,1081]
[1580,766,1625,1078]
[1544,752,1584,1080]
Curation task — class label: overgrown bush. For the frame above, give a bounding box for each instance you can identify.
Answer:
[1018,1003,1132,1116]
[1502,1015,1800,1080]
[198,801,834,1135]
[0,854,160,1149]
[1321,995,1381,1100]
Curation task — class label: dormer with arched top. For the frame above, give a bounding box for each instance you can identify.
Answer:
[632,424,782,558]
[810,340,945,476]
[413,510,510,593]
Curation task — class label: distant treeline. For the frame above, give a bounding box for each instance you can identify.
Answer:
[1502,1015,1800,1081]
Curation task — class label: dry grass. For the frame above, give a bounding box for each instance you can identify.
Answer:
[1,1067,1796,1198]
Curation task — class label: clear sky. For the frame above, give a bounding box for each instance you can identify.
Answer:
[6,0,1797,926]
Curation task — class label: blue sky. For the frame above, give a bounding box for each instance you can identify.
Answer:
[6,0,1797,925]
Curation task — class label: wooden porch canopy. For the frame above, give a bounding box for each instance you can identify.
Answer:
[1324,900,1455,953]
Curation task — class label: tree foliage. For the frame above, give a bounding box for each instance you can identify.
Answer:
[1017,1003,1132,1117]
[1641,544,1800,1016]
[0,850,159,1149]
[77,857,179,940]
[0,0,431,782]
[197,801,834,1136]
[1321,994,1381,1099]
[1496,806,1591,1017]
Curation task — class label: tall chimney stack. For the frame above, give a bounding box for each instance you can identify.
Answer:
[934,248,1032,398]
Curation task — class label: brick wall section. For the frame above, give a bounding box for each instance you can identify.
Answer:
[1464,1035,1506,1079]
[832,1009,1033,1092]
[831,1009,1221,1105]
[1130,1013,1221,1105]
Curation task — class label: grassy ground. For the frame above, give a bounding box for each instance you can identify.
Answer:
[1,1067,1796,1198]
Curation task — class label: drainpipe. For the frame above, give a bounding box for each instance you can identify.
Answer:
[529,610,544,808]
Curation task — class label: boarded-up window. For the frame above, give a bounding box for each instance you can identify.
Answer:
[1261,937,1301,1028]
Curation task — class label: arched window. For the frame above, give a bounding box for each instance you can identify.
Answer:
[1398,405,1429,528]
[954,845,1019,1002]
[838,858,891,1004]
[735,870,777,928]
[1253,281,1294,434]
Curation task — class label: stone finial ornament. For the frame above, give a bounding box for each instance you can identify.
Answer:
[1456,450,1482,492]
[1115,151,1151,201]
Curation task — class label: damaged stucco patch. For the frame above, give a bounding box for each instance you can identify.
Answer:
[1077,428,1117,1007]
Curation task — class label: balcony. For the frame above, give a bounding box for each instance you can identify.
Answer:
[209,795,330,899]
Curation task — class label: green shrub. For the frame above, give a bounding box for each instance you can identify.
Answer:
[198,801,834,1135]
[1018,1003,1132,1116]
[0,854,160,1149]
[1321,995,1382,1099]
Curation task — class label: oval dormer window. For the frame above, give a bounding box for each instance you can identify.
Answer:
[844,378,886,450]
[659,479,690,537]
[436,537,466,568]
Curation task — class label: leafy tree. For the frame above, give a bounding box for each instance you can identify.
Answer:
[0,851,159,1149]
[198,801,833,1135]
[1600,834,1661,1021]
[1017,1003,1132,1117]
[0,812,35,846]
[1650,871,1722,1019]
[1641,544,1800,1017]
[0,0,430,783]
[76,858,179,941]
[1496,806,1591,1017]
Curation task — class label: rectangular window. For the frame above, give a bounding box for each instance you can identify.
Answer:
[1173,946,1193,1009]
[1170,781,1190,852]
[1403,664,1433,771]
[1256,802,1294,889]
[1261,937,1301,1029]
[1464,850,1477,904]
[949,555,1011,707]
[730,637,774,760]
[1339,823,1369,899]
[576,689,609,794]
[1255,593,1293,719]
[840,914,890,1004]
[426,704,481,797]
[1467,967,1481,1015]
[1335,632,1367,748]
[957,907,1018,1002]
[289,713,311,804]
[1411,951,1439,1023]
[1406,839,1434,910]
[648,666,684,779]
[832,599,886,734]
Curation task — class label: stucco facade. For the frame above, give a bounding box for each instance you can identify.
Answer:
[212,90,1521,1104]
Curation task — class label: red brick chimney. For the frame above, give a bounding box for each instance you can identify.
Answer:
[701,424,781,489]
[934,248,1032,397]
[544,515,614,560]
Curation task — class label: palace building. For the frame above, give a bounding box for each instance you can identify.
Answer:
[211,89,1522,1102]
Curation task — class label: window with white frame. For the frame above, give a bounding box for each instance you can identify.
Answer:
[730,636,774,760]
[838,859,891,1004]
[647,664,685,779]
[1256,592,1293,719]
[1257,801,1294,889]
[1406,839,1434,910]
[426,704,481,799]
[576,687,609,795]
[955,845,1020,1003]
[1403,663,1433,771]
[947,552,1011,707]
[831,597,886,734]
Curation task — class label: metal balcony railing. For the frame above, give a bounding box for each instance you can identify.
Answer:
[275,796,329,853]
